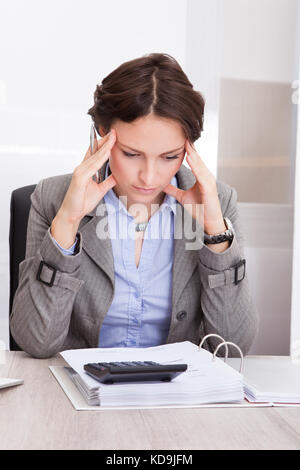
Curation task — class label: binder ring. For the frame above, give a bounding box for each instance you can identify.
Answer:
[199,334,229,360]
[212,341,244,373]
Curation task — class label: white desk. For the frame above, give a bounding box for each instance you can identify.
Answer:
[1,351,300,450]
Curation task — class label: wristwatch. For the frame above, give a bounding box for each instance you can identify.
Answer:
[204,217,234,245]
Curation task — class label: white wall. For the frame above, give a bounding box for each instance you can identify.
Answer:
[0,0,188,348]
[186,0,222,176]
[220,0,298,83]
[186,0,299,354]
[186,0,298,175]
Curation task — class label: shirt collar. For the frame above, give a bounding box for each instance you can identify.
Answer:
[104,161,178,216]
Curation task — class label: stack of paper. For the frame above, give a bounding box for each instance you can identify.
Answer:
[60,341,244,407]
[227,356,300,404]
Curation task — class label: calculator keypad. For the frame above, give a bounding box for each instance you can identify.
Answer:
[97,361,160,369]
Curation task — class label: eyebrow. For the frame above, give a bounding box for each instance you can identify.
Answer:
[118,142,185,155]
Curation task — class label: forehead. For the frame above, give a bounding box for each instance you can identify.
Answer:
[112,115,186,153]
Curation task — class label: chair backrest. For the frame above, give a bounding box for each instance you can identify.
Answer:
[9,184,36,350]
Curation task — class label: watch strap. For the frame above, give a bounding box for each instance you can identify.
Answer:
[204,217,234,245]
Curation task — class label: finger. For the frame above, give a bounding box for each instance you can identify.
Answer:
[97,173,117,193]
[81,131,115,175]
[75,131,115,184]
[83,129,113,162]
[86,131,116,171]
[185,140,207,179]
[186,140,207,168]
[82,142,115,181]
[163,183,185,203]
[74,142,112,185]
[186,141,217,191]
[83,132,109,162]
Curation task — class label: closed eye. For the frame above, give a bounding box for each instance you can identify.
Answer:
[122,151,180,160]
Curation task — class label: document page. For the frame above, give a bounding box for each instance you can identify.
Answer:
[227,356,300,403]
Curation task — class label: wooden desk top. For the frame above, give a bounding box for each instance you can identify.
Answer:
[1,351,300,450]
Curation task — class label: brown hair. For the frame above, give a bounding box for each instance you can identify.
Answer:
[87,52,205,142]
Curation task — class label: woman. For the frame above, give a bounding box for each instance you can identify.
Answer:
[10,53,259,358]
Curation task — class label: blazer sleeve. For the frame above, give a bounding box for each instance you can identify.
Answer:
[10,179,85,358]
[197,185,260,356]
[50,232,78,255]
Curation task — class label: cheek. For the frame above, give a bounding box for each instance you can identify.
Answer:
[109,152,133,181]
[165,158,184,180]
[109,151,122,172]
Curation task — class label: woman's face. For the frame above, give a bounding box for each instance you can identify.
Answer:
[101,114,186,208]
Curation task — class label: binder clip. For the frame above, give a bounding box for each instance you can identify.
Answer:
[199,334,244,374]
[213,342,244,374]
[199,334,229,360]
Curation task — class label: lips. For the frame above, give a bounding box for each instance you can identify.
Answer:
[133,185,157,192]
[135,186,156,190]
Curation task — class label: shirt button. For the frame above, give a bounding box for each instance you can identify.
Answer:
[176,310,187,321]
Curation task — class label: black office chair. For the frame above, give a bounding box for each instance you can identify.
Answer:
[9,184,37,350]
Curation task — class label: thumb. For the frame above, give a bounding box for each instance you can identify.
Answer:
[163,183,185,203]
[98,174,117,195]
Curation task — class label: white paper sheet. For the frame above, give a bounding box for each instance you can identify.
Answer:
[227,356,300,404]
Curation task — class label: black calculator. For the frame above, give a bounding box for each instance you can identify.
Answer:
[83,361,188,384]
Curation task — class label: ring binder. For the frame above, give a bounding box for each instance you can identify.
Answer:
[213,342,244,373]
[199,334,229,359]
[58,340,246,407]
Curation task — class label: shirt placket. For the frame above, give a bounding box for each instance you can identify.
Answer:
[122,213,143,347]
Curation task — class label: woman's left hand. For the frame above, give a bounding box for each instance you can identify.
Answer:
[163,139,226,236]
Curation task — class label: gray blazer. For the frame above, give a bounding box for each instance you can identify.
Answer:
[10,162,259,358]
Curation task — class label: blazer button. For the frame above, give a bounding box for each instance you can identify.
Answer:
[176,310,187,321]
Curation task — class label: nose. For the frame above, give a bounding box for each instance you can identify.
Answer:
[138,161,158,188]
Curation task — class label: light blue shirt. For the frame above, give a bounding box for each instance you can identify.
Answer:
[51,163,178,348]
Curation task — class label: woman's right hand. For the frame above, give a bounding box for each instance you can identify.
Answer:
[50,129,117,249]
[58,129,117,225]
